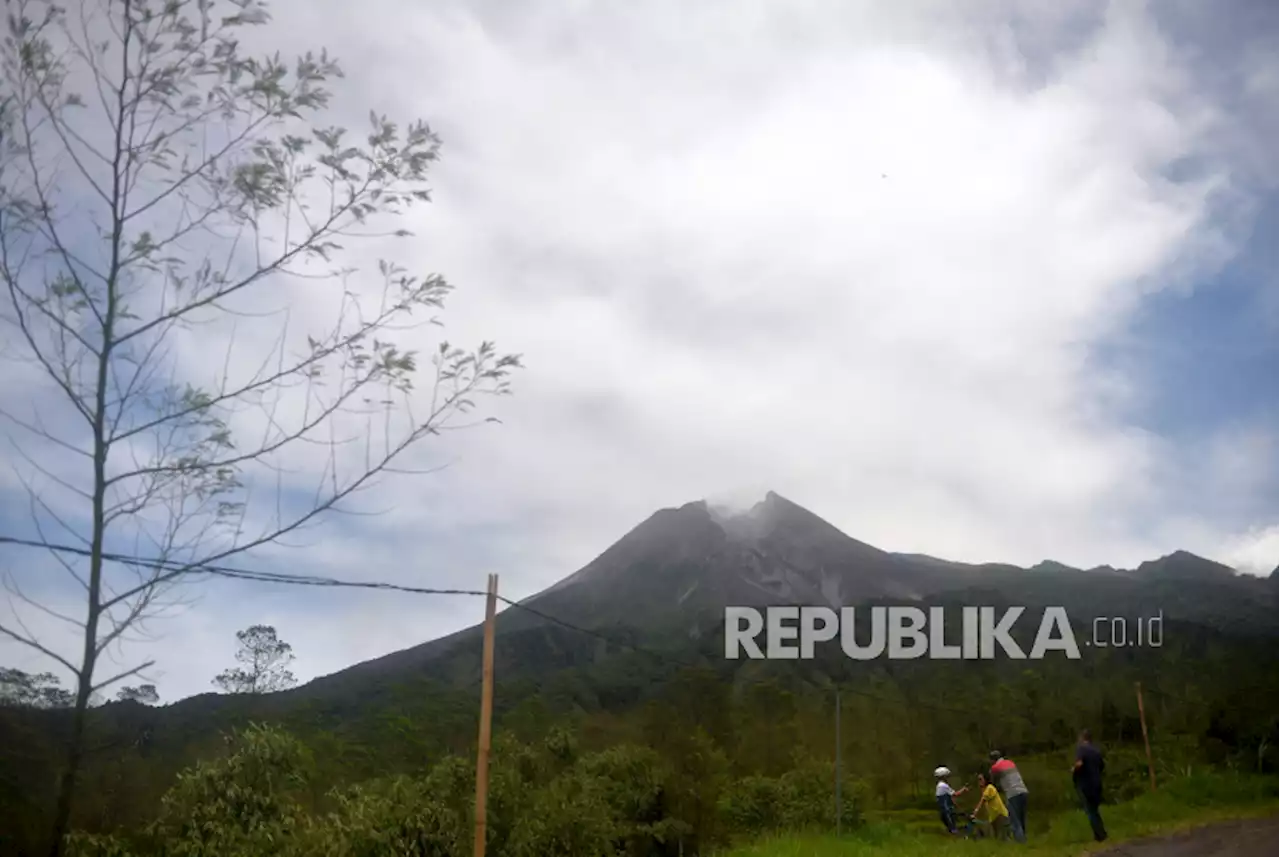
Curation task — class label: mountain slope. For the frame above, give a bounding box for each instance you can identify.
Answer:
[299,492,1275,697]
[307,492,1003,688]
[3,492,1274,851]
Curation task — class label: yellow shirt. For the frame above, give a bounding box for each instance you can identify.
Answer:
[979,784,1008,820]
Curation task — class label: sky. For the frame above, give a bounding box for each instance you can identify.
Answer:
[0,0,1276,703]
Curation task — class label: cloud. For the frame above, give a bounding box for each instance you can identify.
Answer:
[1214,525,1280,575]
[0,0,1274,701]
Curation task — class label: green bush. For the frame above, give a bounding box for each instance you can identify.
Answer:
[719,774,787,836]
[67,723,312,857]
[503,769,616,857]
[577,745,689,855]
[718,760,862,839]
[302,777,467,857]
[1096,747,1158,804]
[63,833,136,857]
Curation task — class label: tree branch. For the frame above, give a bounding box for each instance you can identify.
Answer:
[89,659,156,694]
[0,622,81,677]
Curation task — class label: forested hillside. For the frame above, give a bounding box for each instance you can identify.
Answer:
[2,497,1276,855]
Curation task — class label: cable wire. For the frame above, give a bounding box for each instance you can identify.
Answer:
[3,533,989,716]
[5,534,1270,723]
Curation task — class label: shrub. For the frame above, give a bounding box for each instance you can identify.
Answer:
[67,723,311,857]
[503,769,617,857]
[718,759,862,840]
[577,745,689,855]
[301,777,466,857]
[63,833,137,857]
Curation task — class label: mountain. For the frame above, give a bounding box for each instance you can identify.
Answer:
[13,491,1267,765]
[306,491,1001,688]
[6,491,1275,735]
[1131,550,1238,581]
[3,492,1276,852]
[302,491,1275,695]
[519,491,991,623]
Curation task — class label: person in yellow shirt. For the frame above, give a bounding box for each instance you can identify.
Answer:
[970,772,1011,839]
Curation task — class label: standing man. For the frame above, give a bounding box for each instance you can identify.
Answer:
[988,750,1029,842]
[1073,729,1107,842]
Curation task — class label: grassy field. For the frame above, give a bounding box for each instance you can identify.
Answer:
[725,772,1278,856]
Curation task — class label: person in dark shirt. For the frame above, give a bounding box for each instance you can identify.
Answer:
[1072,729,1107,842]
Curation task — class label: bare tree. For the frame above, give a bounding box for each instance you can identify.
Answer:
[212,623,294,694]
[0,0,520,851]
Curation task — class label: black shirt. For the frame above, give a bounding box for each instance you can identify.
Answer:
[1074,742,1105,800]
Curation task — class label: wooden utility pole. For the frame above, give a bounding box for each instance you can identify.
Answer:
[835,688,843,836]
[1135,682,1156,792]
[473,574,498,857]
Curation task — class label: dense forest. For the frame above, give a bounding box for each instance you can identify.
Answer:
[2,604,1276,855]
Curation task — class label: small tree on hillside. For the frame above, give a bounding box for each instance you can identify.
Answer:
[115,683,159,705]
[213,624,296,694]
[0,1,519,851]
[0,666,74,708]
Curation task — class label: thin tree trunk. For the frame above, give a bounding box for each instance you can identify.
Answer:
[49,690,90,857]
[48,4,130,847]
[47,298,112,856]
[48,371,110,856]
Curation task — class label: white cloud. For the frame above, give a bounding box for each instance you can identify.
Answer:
[0,0,1274,700]
[1213,525,1279,575]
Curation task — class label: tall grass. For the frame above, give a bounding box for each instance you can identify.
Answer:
[725,770,1277,856]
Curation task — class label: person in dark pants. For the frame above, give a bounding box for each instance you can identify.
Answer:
[1072,729,1107,842]
[933,766,969,834]
[989,750,1029,842]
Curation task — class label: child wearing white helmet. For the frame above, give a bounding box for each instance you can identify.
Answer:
[934,765,969,834]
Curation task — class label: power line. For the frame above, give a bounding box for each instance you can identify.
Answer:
[3,533,993,716]
[11,533,1271,808]
[0,535,489,597]
[4,534,1269,723]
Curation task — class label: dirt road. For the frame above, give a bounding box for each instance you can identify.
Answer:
[1097,817,1277,856]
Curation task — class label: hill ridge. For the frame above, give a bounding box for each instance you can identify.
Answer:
[293,494,1274,693]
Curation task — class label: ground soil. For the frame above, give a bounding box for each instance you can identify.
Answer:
[1097,817,1277,857]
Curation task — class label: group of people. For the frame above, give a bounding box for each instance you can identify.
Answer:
[934,729,1108,843]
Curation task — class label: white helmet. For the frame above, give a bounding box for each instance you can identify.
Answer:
[934,766,951,778]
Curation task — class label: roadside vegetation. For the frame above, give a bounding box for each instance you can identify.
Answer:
[729,771,1276,856]
[4,631,1277,854]
[54,721,1276,857]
